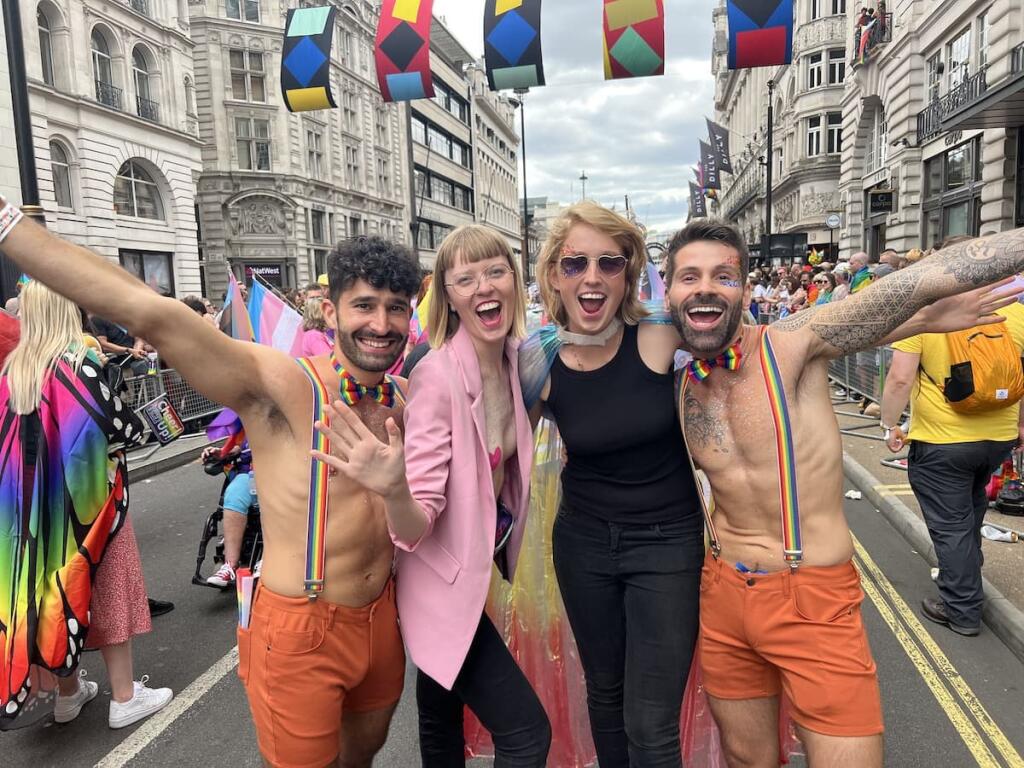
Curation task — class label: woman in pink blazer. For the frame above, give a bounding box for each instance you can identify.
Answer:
[314,225,551,766]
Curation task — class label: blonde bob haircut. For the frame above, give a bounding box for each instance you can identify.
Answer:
[1,281,88,415]
[428,224,528,349]
[536,201,648,328]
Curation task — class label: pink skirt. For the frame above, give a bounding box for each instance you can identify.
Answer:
[85,516,152,649]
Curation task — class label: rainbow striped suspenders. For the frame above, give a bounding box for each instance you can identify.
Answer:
[296,358,332,599]
[678,327,803,569]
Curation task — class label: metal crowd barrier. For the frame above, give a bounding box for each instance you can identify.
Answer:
[123,367,222,440]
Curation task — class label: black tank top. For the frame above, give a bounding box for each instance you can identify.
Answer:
[547,323,702,527]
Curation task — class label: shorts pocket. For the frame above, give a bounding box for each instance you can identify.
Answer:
[236,626,252,685]
[793,582,864,624]
[268,615,327,655]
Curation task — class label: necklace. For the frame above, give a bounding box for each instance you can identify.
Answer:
[557,317,623,347]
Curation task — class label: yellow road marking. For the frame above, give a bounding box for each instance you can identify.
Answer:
[872,484,917,496]
[853,535,1024,767]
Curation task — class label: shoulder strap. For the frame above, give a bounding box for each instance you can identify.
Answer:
[676,370,721,559]
[758,327,803,569]
[295,357,332,599]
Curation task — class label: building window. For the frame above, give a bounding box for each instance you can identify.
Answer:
[49,140,72,208]
[432,80,469,124]
[376,156,390,191]
[828,49,845,84]
[38,10,54,86]
[309,209,325,244]
[977,13,989,71]
[348,215,362,237]
[826,112,842,154]
[343,90,360,132]
[416,220,454,250]
[831,0,846,13]
[341,29,355,68]
[946,27,971,92]
[132,47,159,121]
[120,250,174,296]
[113,160,164,219]
[806,116,822,157]
[926,52,942,102]
[230,49,265,102]
[411,115,426,145]
[306,128,323,178]
[922,138,983,247]
[91,28,120,109]
[865,109,887,172]
[374,106,389,145]
[236,117,271,171]
[226,0,259,23]
[807,52,823,89]
[345,143,361,187]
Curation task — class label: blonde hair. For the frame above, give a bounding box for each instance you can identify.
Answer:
[302,297,328,332]
[428,225,527,349]
[536,201,648,328]
[1,281,88,414]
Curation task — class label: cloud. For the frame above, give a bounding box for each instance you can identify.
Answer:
[432,0,716,234]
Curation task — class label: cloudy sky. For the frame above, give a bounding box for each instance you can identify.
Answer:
[431,0,716,237]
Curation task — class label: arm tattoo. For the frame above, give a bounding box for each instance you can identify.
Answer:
[684,390,729,454]
[774,227,1024,354]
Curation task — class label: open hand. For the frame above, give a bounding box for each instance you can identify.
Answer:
[312,400,406,497]
[917,277,1020,333]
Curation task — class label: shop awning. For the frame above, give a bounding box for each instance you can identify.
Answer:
[941,70,1024,131]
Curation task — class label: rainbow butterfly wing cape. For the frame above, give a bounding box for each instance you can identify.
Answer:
[0,357,132,720]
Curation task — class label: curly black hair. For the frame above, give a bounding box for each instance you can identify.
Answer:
[327,235,421,304]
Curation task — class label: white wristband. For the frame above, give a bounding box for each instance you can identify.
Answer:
[0,197,25,244]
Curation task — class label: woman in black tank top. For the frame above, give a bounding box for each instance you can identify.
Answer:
[533,202,703,767]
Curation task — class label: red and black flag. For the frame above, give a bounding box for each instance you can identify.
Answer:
[706,119,733,174]
[726,0,793,69]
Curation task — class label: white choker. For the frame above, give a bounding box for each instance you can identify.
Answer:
[557,317,623,347]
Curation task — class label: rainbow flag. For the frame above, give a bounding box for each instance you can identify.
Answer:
[220,274,255,342]
[411,282,433,345]
[247,280,304,356]
[638,261,666,302]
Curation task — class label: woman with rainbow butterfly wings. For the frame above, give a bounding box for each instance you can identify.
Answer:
[0,282,144,723]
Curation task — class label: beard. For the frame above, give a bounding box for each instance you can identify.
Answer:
[336,326,405,372]
[669,293,744,358]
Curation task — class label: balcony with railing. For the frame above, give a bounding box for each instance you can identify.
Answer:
[851,12,892,66]
[720,158,764,221]
[136,95,160,122]
[95,79,122,111]
[127,0,150,16]
[916,66,988,144]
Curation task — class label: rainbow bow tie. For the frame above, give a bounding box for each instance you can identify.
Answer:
[330,354,395,407]
[686,342,743,383]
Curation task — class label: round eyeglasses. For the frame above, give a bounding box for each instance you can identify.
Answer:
[445,264,514,297]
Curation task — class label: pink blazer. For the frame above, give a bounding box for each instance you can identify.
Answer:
[394,325,534,690]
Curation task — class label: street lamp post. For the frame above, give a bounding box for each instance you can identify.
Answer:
[764,78,775,246]
[513,87,530,282]
[580,170,588,200]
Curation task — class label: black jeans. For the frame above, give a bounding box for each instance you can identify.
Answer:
[416,613,551,767]
[908,439,1014,628]
[552,505,704,768]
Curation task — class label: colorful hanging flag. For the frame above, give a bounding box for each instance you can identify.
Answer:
[689,182,707,218]
[602,0,665,80]
[484,0,545,91]
[637,261,666,302]
[693,164,704,188]
[247,279,304,356]
[706,119,734,174]
[726,0,794,70]
[281,6,338,112]
[375,0,435,102]
[220,273,255,342]
[700,140,721,191]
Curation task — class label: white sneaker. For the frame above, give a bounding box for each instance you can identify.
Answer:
[206,562,236,587]
[54,675,98,724]
[108,676,173,729]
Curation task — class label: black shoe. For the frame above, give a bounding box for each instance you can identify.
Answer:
[921,598,980,636]
[148,598,175,618]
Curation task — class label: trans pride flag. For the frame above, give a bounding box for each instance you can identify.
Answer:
[247,279,304,356]
[220,273,254,342]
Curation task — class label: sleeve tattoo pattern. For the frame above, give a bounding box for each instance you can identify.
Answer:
[773,228,1024,354]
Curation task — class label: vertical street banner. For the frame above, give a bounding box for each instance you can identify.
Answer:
[602,0,665,80]
[281,6,338,112]
[726,0,794,69]
[700,140,721,190]
[484,0,545,91]
[375,0,435,102]
[689,182,707,218]
[706,118,734,173]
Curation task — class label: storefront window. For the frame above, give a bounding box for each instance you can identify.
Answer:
[921,137,982,248]
[945,143,972,190]
[120,250,174,296]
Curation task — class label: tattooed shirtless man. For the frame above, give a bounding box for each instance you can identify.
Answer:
[663,220,1023,768]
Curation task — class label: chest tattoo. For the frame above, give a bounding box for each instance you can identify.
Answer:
[684,390,729,454]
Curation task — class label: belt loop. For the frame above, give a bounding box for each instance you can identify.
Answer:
[782,568,792,598]
[327,604,337,630]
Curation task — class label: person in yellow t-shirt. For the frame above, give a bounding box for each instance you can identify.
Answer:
[880,301,1024,636]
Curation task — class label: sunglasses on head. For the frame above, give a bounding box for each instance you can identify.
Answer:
[558,253,628,279]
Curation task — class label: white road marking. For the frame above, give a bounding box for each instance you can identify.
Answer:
[94,645,239,768]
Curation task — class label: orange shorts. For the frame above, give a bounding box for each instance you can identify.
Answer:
[238,579,405,768]
[699,553,884,737]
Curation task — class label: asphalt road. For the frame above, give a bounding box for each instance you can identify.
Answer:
[4,461,1024,767]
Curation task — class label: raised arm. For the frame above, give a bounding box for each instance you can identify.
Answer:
[0,208,267,413]
[772,228,1024,358]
